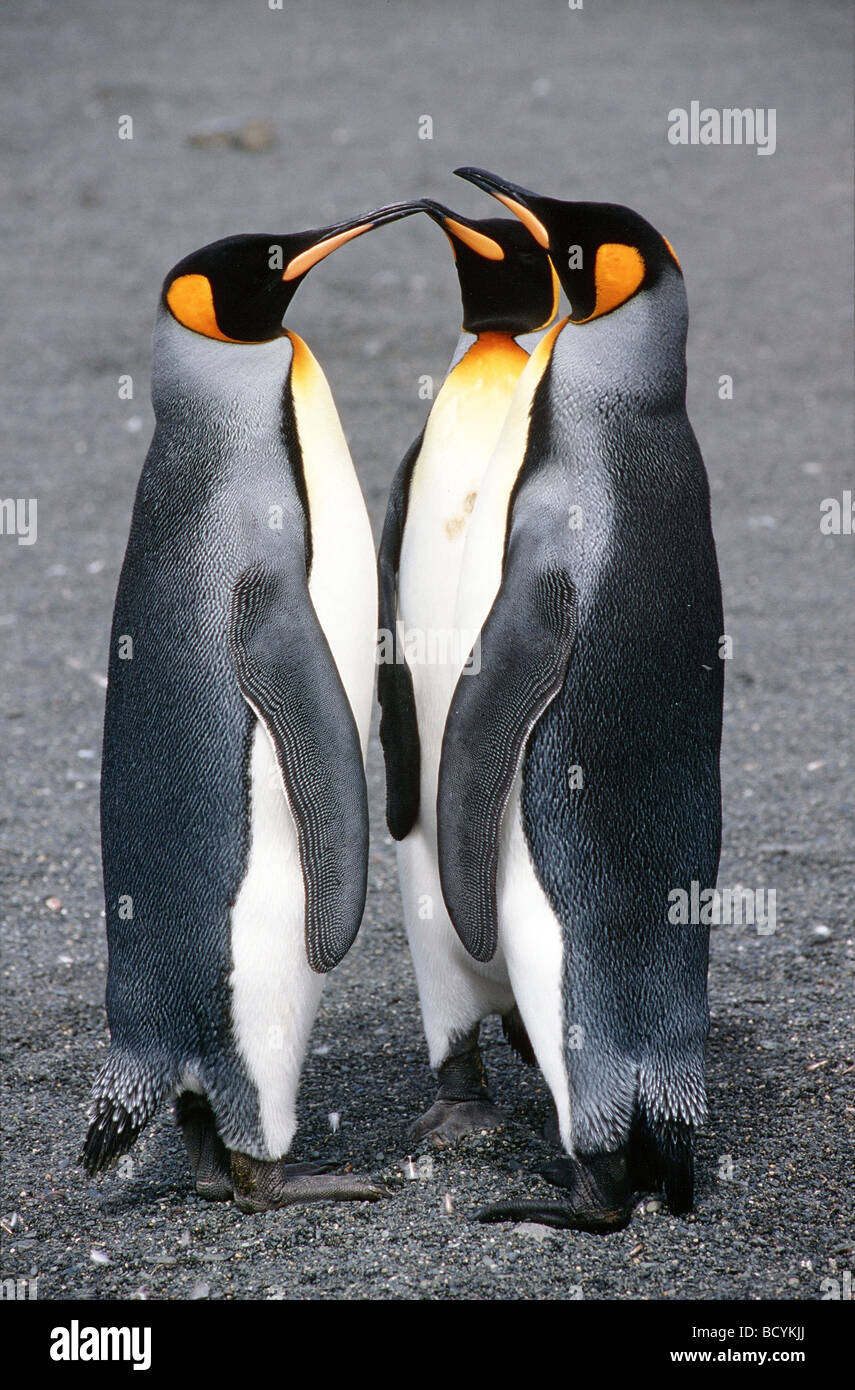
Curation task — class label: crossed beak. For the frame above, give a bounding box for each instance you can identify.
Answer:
[453,167,552,250]
[282,202,421,281]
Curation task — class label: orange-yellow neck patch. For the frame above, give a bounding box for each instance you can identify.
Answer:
[166,274,242,342]
[284,329,323,396]
[446,331,529,392]
[534,260,562,331]
[662,235,681,269]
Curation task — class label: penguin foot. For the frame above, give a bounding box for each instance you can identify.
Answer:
[230,1153,387,1213]
[410,1026,504,1145]
[474,1150,633,1234]
[176,1094,233,1201]
[408,1097,505,1146]
[475,1199,632,1234]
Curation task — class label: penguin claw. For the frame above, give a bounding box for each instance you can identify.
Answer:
[408,1098,505,1147]
[230,1153,387,1213]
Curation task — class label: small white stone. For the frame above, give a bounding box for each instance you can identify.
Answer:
[513,1222,553,1242]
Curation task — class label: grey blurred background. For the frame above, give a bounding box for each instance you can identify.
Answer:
[1,0,852,1301]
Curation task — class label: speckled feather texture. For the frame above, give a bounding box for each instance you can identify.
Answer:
[83,317,374,1172]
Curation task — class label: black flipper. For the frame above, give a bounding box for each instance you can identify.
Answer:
[437,468,579,962]
[377,431,425,840]
[230,558,369,973]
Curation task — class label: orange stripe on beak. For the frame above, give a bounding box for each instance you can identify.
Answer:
[442,216,505,260]
[282,222,372,281]
[491,194,550,249]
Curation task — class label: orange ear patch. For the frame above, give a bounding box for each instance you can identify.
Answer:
[442,216,504,260]
[166,274,241,342]
[582,243,645,321]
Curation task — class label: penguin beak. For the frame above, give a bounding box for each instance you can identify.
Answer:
[281,202,420,282]
[453,167,551,250]
[415,200,505,260]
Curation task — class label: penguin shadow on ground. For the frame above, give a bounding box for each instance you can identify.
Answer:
[89,1118,198,1216]
[82,1011,770,1220]
[697,1012,773,1209]
[88,1001,432,1217]
[403,1015,562,1185]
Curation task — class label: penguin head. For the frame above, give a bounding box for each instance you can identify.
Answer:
[161,203,417,344]
[454,167,682,325]
[413,200,558,336]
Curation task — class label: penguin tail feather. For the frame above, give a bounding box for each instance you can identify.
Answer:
[81,1053,169,1175]
[629,1110,696,1215]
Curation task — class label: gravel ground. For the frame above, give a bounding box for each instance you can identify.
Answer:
[1,0,852,1302]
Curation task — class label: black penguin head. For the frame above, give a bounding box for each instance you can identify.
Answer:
[162,203,418,344]
[454,167,682,324]
[414,200,558,335]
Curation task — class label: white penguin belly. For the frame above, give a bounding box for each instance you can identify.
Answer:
[497,773,572,1151]
[396,337,532,1056]
[230,719,322,1159]
[230,333,377,1158]
[452,321,572,1141]
[288,331,378,745]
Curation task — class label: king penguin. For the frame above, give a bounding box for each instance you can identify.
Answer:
[83,203,416,1212]
[433,168,724,1229]
[377,200,559,1142]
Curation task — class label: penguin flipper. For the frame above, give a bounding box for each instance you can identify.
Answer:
[377,431,425,840]
[230,560,369,973]
[438,498,578,962]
